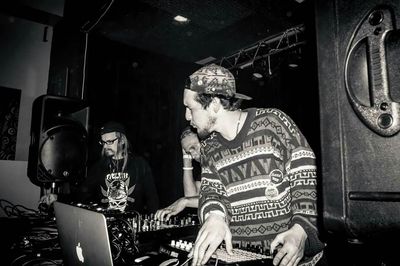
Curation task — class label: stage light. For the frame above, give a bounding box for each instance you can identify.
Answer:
[174,15,189,23]
[251,56,273,80]
[287,52,302,68]
[252,72,263,79]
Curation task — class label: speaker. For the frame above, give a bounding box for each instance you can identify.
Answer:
[28,95,89,187]
[315,0,400,241]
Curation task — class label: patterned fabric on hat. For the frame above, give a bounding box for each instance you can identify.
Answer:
[189,64,236,97]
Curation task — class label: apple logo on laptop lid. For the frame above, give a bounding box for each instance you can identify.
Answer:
[76,242,85,263]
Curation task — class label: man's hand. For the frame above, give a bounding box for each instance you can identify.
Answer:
[39,193,58,206]
[189,213,233,266]
[270,224,307,266]
[155,197,187,222]
[183,148,193,160]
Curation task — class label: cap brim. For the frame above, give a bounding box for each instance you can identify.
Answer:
[234,93,252,100]
[186,81,252,100]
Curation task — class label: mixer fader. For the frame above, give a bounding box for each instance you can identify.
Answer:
[161,238,273,265]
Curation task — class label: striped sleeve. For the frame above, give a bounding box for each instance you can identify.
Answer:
[273,110,325,256]
[198,155,231,224]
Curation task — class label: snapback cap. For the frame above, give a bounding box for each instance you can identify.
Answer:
[100,121,126,135]
[186,63,252,100]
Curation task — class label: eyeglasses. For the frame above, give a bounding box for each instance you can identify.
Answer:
[99,138,119,146]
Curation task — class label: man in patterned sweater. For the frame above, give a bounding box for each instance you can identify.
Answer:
[183,64,325,266]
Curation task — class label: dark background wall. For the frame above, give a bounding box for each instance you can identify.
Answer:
[84,35,198,207]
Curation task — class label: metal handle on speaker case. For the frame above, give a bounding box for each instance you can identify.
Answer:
[345,7,400,136]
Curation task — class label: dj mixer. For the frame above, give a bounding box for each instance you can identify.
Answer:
[158,238,273,265]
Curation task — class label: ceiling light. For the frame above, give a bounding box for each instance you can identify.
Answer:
[252,72,263,79]
[287,53,301,68]
[174,15,189,23]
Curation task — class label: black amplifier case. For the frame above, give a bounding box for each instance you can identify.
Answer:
[315,0,400,242]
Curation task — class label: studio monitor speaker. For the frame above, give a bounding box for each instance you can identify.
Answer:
[315,0,400,241]
[28,95,89,187]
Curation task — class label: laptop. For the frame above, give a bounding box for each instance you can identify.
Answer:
[54,201,114,266]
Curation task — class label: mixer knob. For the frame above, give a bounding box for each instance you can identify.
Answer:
[185,242,193,252]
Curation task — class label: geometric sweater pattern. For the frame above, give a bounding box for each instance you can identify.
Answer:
[198,108,324,264]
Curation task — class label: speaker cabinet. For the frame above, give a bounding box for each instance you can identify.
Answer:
[315,0,400,241]
[28,95,89,187]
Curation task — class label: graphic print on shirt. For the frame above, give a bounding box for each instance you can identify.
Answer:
[100,172,135,211]
[265,169,285,199]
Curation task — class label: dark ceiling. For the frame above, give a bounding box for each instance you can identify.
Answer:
[71,0,313,64]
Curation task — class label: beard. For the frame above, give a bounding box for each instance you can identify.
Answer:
[196,116,216,139]
[104,149,114,157]
[197,128,210,139]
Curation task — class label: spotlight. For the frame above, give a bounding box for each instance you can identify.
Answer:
[174,15,189,23]
[252,57,272,80]
[252,62,264,80]
[287,49,302,68]
[252,72,263,79]
[288,54,301,68]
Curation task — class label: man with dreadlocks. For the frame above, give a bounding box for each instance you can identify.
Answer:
[79,121,159,213]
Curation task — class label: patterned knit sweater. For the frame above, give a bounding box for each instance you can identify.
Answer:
[198,108,324,265]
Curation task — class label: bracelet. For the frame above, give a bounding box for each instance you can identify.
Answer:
[182,167,193,170]
[205,210,228,224]
[183,154,192,159]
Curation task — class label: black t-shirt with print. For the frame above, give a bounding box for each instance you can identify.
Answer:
[74,154,159,214]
